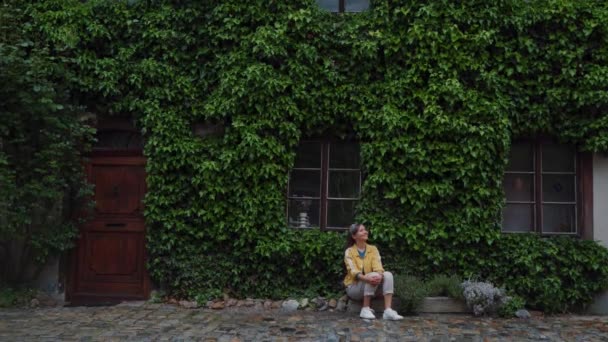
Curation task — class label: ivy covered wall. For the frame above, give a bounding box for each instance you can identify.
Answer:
[23,0,608,311]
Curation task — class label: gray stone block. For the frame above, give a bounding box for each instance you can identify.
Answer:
[586,290,608,315]
[418,297,469,313]
[281,299,299,312]
[516,309,531,319]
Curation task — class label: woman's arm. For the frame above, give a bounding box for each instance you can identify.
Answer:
[344,249,363,281]
[371,246,385,274]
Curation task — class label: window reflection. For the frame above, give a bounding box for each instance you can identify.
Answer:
[502,140,578,235]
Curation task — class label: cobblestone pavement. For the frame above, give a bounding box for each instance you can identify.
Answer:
[1,302,607,341]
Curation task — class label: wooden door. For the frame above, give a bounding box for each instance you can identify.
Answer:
[68,156,149,304]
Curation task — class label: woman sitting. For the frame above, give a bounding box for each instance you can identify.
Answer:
[344,223,403,320]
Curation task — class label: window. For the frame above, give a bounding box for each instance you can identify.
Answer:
[287,141,361,230]
[502,140,591,235]
[316,0,370,13]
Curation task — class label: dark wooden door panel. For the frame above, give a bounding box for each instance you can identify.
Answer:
[79,221,144,283]
[87,234,139,276]
[68,156,149,305]
[74,282,145,296]
[83,219,146,233]
[92,165,145,215]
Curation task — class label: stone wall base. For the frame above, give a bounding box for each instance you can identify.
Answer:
[31,256,65,306]
[419,297,469,313]
[587,291,608,315]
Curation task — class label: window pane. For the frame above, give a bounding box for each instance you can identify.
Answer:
[288,170,321,197]
[288,199,320,228]
[542,174,575,202]
[330,143,360,169]
[506,142,533,172]
[542,143,575,173]
[294,142,321,168]
[316,0,339,12]
[503,174,534,202]
[327,200,357,228]
[542,204,576,233]
[345,0,370,12]
[502,204,534,232]
[328,171,360,198]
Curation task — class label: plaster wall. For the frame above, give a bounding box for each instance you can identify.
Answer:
[593,153,608,247]
[6,252,65,306]
[588,153,608,314]
[32,257,64,298]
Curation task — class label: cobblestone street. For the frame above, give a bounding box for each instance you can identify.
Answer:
[1,302,607,341]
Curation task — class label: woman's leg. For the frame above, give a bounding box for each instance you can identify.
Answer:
[363,295,371,308]
[347,280,377,319]
[380,271,403,320]
[347,276,379,308]
[346,282,365,301]
[382,271,394,309]
[363,272,381,308]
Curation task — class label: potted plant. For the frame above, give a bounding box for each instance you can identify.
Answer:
[419,275,469,313]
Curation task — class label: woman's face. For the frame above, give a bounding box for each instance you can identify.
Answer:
[352,224,368,243]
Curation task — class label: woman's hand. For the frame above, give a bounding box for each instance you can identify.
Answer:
[365,273,383,285]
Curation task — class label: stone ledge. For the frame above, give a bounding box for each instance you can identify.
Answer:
[419,297,469,313]
[587,290,608,315]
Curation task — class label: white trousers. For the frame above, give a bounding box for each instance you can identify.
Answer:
[346,271,394,300]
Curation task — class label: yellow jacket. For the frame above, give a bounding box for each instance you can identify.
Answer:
[343,243,384,287]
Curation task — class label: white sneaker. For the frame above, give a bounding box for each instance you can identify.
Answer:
[382,308,404,320]
[360,306,376,319]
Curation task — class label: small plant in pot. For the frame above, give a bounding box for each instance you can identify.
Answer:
[417,274,469,313]
[497,295,527,318]
[462,280,510,316]
[425,274,464,299]
[393,275,427,314]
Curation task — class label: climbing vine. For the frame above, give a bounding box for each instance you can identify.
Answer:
[11,0,608,311]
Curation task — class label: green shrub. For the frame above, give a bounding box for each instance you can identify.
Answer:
[194,288,223,304]
[147,290,165,304]
[0,287,35,308]
[394,275,427,314]
[498,295,526,318]
[0,0,93,285]
[425,274,463,300]
[482,235,608,313]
